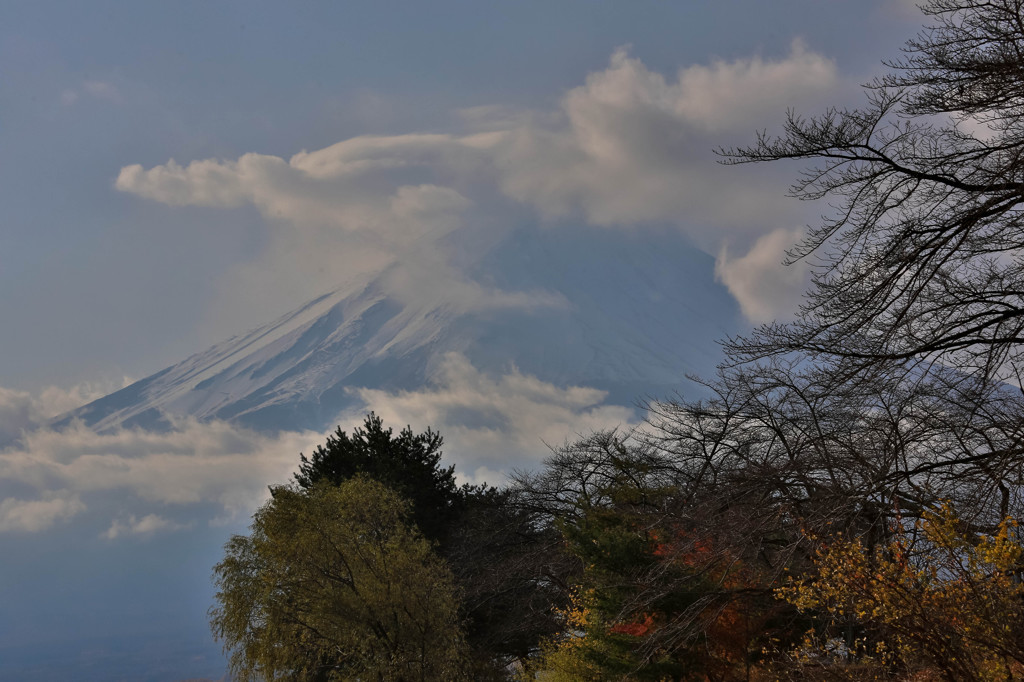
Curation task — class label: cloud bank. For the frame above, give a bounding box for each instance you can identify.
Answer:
[351,353,638,484]
[0,354,636,534]
[0,379,131,449]
[0,418,323,533]
[116,44,838,324]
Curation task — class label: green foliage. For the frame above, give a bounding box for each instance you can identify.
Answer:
[520,433,788,681]
[294,414,563,677]
[209,478,468,682]
[294,412,465,544]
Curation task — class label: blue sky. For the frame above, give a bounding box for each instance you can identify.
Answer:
[0,1,927,678]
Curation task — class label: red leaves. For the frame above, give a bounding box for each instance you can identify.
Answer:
[610,613,655,637]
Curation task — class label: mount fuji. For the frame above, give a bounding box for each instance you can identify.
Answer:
[57,225,741,437]
[9,225,743,682]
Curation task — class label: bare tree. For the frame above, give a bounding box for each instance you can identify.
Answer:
[650,357,1024,536]
[722,0,1024,389]
[646,0,1024,534]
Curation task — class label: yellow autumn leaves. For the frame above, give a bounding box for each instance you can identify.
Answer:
[781,503,1024,680]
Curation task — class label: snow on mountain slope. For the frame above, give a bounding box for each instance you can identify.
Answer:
[56,225,742,434]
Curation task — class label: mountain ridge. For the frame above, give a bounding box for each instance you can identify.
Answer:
[55,225,741,435]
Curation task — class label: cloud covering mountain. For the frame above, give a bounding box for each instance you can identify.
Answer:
[115,45,837,338]
[52,222,738,478]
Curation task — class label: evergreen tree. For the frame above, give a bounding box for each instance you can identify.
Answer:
[294,412,464,544]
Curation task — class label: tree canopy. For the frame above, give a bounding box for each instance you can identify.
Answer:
[294,412,465,544]
[209,478,468,682]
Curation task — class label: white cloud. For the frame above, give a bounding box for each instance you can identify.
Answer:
[0,493,84,533]
[0,418,324,526]
[35,379,132,418]
[0,387,43,449]
[115,136,504,331]
[349,352,639,483]
[715,227,811,323]
[491,42,838,239]
[116,45,839,331]
[0,355,636,532]
[115,135,483,226]
[102,513,190,540]
[0,379,128,448]
[116,158,250,208]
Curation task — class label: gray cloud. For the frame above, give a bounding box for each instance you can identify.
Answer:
[116,45,839,325]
